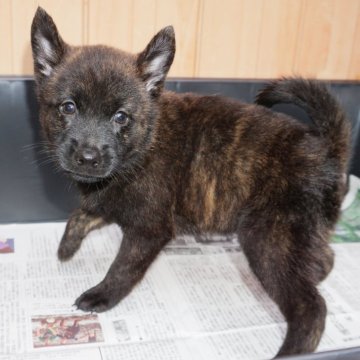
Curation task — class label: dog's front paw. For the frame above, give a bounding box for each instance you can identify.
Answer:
[57,234,81,261]
[75,283,121,312]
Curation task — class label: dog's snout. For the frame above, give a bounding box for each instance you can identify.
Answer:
[75,147,101,168]
[62,134,116,180]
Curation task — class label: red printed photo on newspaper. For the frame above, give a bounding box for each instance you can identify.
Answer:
[31,314,104,348]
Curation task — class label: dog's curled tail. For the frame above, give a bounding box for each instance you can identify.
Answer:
[256,77,351,170]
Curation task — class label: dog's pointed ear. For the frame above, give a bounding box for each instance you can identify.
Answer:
[137,26,175,96]
[31,7,67,80]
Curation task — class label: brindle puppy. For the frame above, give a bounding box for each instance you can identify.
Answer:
[31,7,350,357]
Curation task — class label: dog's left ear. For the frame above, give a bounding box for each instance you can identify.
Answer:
[137,26,176,96]
[31,7,67,80]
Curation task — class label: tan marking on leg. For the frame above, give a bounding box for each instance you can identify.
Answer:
[84,217,105,234]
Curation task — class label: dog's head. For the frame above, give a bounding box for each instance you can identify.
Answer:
[31,7,175,183]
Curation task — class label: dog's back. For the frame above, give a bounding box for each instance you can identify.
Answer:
[158,87,349,233]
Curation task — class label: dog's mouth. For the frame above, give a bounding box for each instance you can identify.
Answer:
[65,171,107,184]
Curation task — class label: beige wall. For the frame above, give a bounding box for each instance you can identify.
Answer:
[0,0,359,79]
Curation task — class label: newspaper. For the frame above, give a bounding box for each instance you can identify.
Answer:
[1,177,360,360]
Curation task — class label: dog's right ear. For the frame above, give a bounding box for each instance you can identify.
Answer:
[31,7,67,80]
[137,26,176,97]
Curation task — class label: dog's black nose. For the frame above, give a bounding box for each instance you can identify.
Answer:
[76,147,101,168]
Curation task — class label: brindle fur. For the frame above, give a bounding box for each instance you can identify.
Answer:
[31,7,351,358]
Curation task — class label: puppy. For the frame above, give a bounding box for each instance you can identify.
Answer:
[31,7,350,357]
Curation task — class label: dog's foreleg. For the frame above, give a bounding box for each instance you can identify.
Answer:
[58,208,107,261]
[74,221,173,312]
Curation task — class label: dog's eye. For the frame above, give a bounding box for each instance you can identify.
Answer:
[59,101,76,115]
[112,111,129,125]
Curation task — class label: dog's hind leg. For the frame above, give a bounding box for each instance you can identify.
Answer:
[238,211,330,357]
[58,208,107,261]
